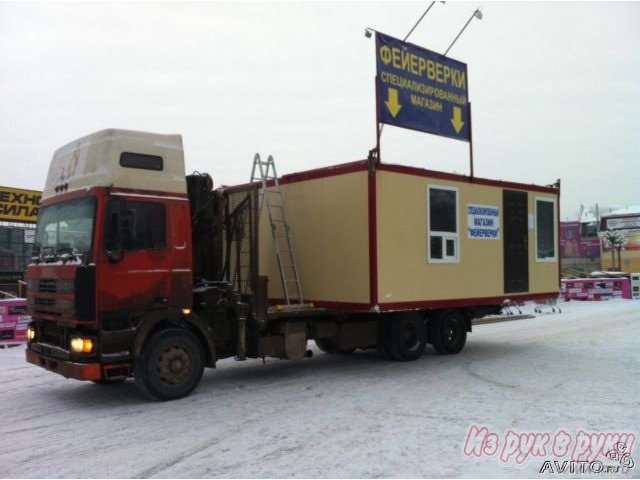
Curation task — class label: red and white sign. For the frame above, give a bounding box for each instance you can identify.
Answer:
[0,298,30,345]
[561,278,631,301]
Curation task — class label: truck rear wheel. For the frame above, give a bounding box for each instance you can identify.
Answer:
[376,341,393,360]
[388,313,427,362]
[429,310,467,355]
[134,328,205,401]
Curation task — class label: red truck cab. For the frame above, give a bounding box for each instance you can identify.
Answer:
[26,130,193,383]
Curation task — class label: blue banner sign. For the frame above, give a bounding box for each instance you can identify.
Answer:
[376,32,470,141]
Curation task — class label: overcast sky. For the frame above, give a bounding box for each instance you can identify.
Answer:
[0,1,638,219]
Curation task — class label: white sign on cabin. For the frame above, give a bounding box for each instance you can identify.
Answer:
[606,216,640,230]
[467,204,500,240]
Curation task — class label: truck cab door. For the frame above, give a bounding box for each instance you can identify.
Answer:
[98,196,171,313]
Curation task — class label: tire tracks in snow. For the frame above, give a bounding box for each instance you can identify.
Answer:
[129,378,329,478]
[132,437,221,479]
[129,408,269,478]
[2,408,148,437]
[466,369,519,389]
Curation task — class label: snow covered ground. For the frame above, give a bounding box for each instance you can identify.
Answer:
[1,299,638,478]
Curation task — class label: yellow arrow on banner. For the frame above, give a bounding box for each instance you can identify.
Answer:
[385,88,402,118]
[451,106,464,133]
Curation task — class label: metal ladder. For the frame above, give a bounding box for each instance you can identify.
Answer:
[251,153,304,305]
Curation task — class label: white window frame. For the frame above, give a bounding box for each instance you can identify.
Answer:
[427,184,460,263]
[535,196,557,262]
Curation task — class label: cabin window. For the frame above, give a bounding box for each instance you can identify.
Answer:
[120,152,163,171]
[536,197,557,261]
[105,200,166,252]
[427,185,459,263]
[126,202,166,250]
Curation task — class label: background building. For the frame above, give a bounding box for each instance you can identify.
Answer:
[0,185,40,296]
[599,207,640,274]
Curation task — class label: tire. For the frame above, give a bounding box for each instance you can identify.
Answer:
[376,318,393,360]
[429,309,467,355]
[376,341,393,360]
[388,313,427,361]
[314,338,354,355]
[134,328,205,401]
[314,338,335,353]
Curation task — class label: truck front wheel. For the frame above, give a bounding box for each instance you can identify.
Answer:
[429,310,467,355]
[134,328,205,401]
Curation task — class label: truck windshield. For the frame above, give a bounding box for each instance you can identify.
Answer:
[33,197,96,261]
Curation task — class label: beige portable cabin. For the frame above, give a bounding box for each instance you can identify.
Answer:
[259,160,560,312]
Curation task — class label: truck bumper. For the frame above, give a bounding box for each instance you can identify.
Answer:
[26,349,102,381]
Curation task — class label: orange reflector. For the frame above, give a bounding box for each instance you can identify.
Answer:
[82,339,93,353]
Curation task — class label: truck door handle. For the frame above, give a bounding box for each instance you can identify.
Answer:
[154,297,168,305]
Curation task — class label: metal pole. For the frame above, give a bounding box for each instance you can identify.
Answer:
[468,102,474,178]
[403,1,437,42]
[444,9,481,56]
[375,76,382,164]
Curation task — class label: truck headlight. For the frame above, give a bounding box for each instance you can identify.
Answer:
[27,326,36,342]
[70,337,94,353]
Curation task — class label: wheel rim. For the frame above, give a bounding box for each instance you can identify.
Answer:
[444,317,459,346]
[157,346,192,385]
[402,323,420,351]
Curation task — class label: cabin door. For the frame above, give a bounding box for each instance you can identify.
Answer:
[503,190,529,293]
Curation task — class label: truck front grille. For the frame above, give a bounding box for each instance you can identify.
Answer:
[39,321,67,349]
[27,268,94,323]
[39,279,57,293]
[35,297,56,307]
